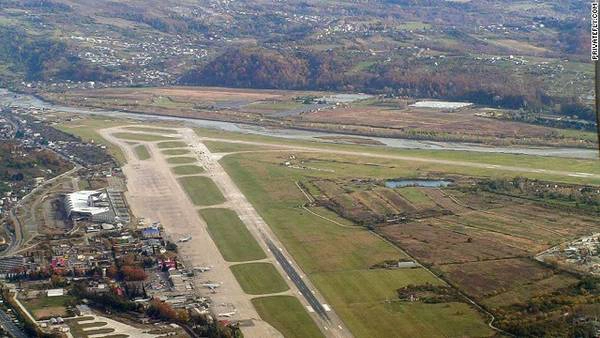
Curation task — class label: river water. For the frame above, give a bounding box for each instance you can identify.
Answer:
[0,88,597,159]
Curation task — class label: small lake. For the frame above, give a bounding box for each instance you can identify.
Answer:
[385,179,452,188]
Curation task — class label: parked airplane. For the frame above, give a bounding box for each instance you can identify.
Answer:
[178,235,192,243]
[217,310,236,318]
[201,282,222,290]
[193,266,212,272]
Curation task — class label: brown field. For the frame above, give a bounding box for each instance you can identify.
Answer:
[380,221,532,265]
[481,274,579,309]
[65,86,291,102]
[311,175,600,323]
[32,307,68,320]
[304,105,556,139]
[368,184,600,331]
[438,258,553,299]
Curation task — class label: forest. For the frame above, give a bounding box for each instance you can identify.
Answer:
[179,47,587,116]
[0,26,114,83]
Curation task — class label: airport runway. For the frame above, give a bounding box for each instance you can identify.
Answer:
[180,128,352,337]
[102,128,284,338]
[263,236,330,320]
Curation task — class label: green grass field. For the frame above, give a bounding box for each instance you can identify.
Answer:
[112,132,176,142]
[398,187,437,209]
[125,126,178,134]
[21,295,73,320]
[220,151,494,338]
[172,165,204,175]
[203,140,276,153]
[134,144,151,160]
[178,176,225,206]
[200,208,266,261]
[252,296,324,338]
[157,141,188,149]
[55,116,130,164]
[197,127,600,185]
[230,263,289,294]
[166,156,197,164]
[162,148,190,155]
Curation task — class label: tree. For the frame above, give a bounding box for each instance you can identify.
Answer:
[147,299,177,321]
[121,266,147,281]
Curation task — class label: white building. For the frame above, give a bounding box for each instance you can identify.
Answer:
[64,190,116,223]
[47,288,65,297]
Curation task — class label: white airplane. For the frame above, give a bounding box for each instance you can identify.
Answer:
[193,266,212,272]
[201,282,222,290]
[178,235,192,243]
[217,311,236,318]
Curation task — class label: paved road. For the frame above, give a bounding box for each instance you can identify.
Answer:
[0,309,27,338]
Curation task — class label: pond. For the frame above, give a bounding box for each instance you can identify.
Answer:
[385,179,453,188]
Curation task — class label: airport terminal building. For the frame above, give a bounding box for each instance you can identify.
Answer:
[64,189,130,224]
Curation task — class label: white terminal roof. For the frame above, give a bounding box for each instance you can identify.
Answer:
[410,101,473,110]
[65,190,110,215]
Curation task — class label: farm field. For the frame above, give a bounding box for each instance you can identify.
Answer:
[251,296,325,338]
[171,165,204,175]
[133,144,150,160]
[178,176,225,206]
[230,263,289,295]
[199,208,266,262]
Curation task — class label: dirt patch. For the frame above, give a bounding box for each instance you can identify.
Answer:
[33,306,68,320]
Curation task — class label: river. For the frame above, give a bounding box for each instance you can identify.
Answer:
[0,88,597,159]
